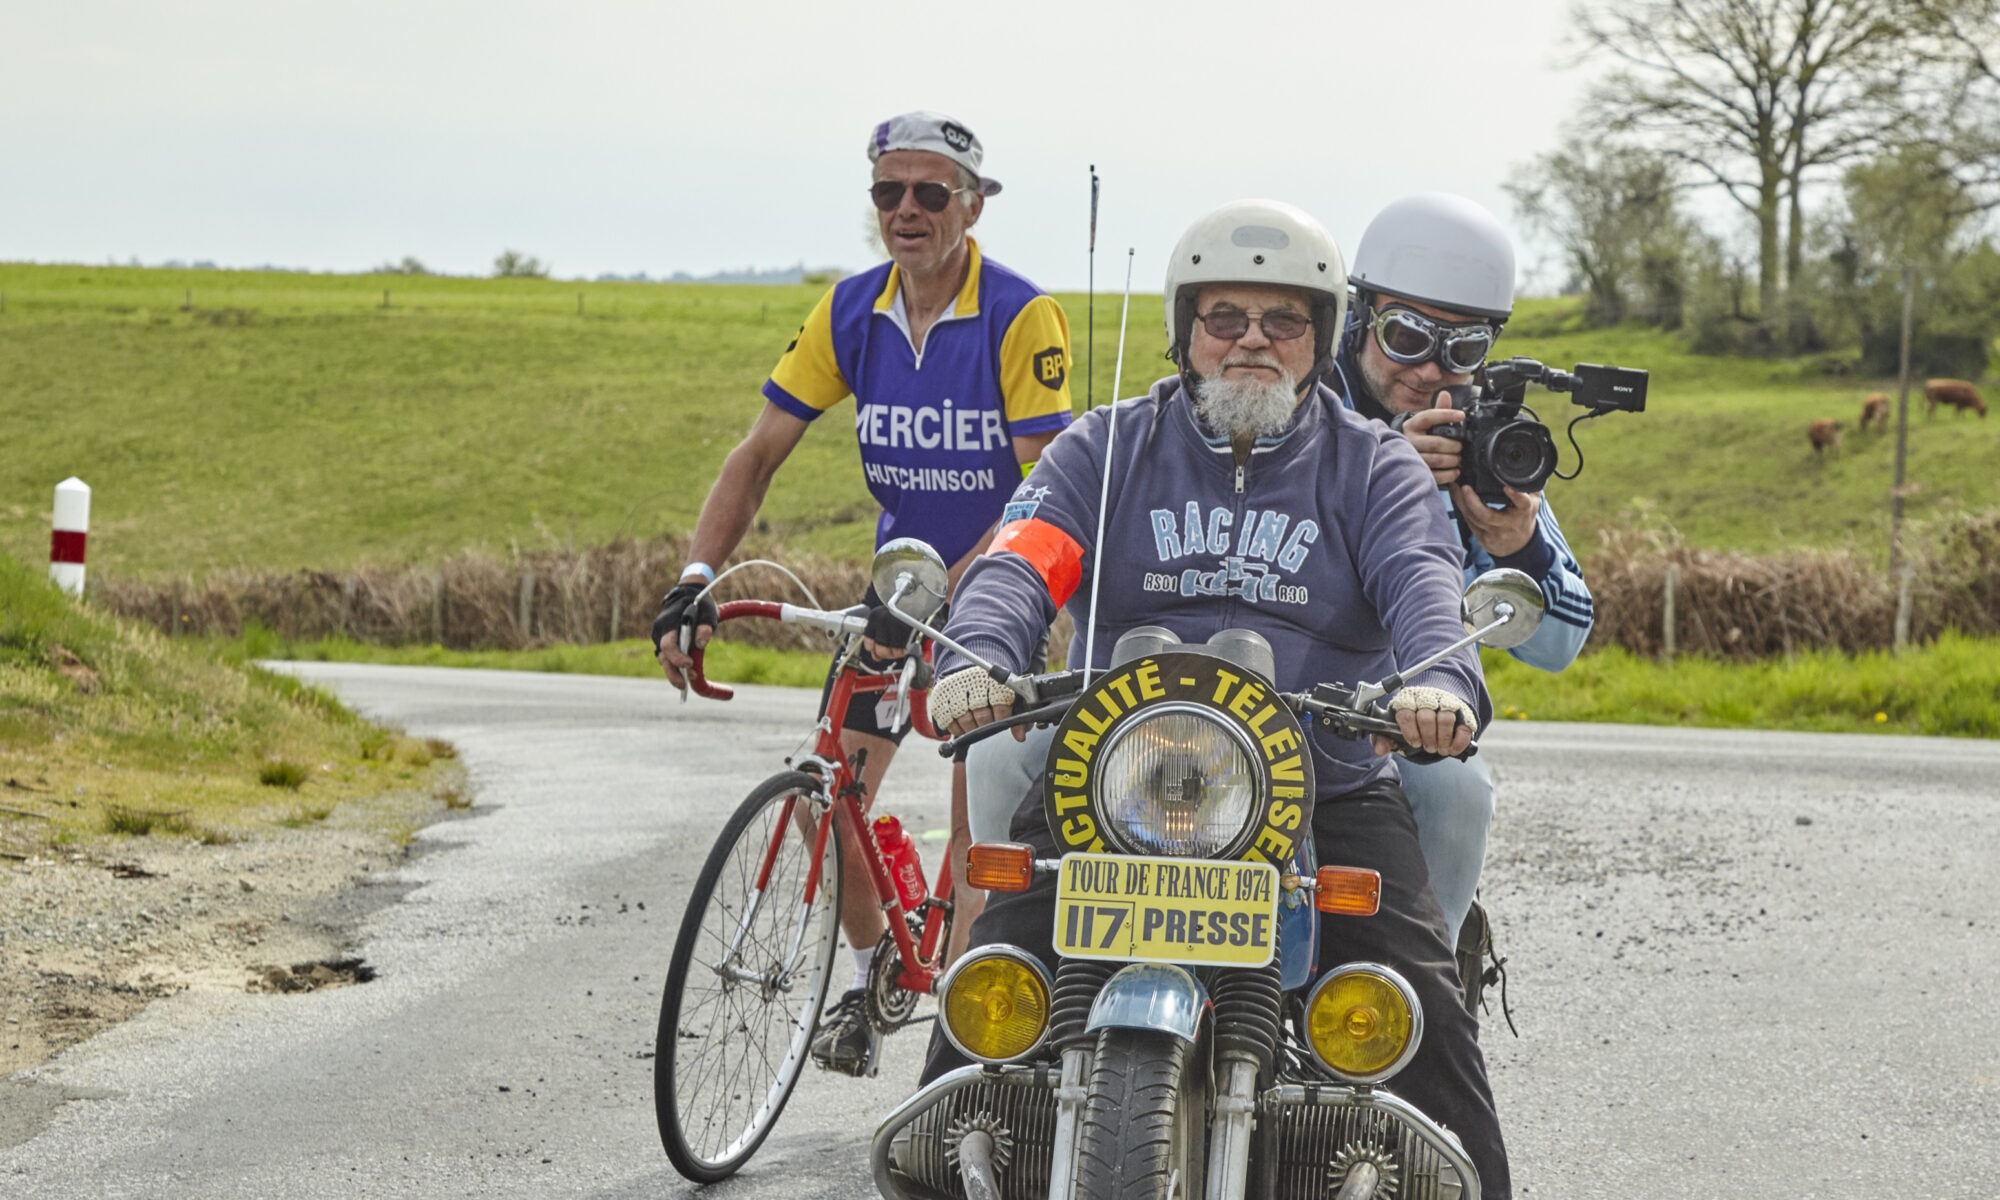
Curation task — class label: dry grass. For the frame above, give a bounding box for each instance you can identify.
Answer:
[90,515,2000,664]
[97,535,867,654]
[1587,511,2000,660]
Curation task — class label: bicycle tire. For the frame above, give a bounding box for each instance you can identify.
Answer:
[655,770,843,1181]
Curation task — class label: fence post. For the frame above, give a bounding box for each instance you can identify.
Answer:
[430,572,444,645]
[608,570,622,643]
[518,566,536,640]
[1893,565,1913,656]
[1662,564,1678,661]
[339,574,356,638]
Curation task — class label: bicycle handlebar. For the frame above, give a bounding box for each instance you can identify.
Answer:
[684,601,938,741]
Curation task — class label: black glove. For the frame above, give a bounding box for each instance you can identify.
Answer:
[863,604,914,654]
[651,581,719,654]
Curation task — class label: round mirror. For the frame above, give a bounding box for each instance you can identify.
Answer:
[1461,568,1545,651]
[870,537,950,624]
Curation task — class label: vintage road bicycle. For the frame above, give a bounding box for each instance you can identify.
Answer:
[654,548,957,1183]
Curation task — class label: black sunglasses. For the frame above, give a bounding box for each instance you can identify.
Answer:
[869,180,975,214]
[1370,304,1496,374]
[1194,307,1313,342]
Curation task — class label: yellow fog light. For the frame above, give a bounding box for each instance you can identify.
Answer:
[1305,964,1422,1084]
[939,947,1052,1065]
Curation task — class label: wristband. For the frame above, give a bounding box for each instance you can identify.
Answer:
[680,561,716,585]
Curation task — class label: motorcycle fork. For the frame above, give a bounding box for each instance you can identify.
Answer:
[1045,1045,1093,1198]
[1202,1052,1260,1200]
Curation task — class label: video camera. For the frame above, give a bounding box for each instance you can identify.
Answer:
[1393,357,1649,506]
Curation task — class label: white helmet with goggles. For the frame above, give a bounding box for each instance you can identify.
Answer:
[1164,199,1348,386]
[1347,192,1516,322]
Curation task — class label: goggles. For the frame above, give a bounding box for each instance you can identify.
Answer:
[869,180,977,214]
[1194,307,1313,342]
[1369,304,1497,375]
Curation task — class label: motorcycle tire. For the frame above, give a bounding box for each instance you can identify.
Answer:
[654,771,843,1182]
[1072,1027,1207,1199]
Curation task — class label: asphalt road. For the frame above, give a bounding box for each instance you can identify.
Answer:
[3,663,1995,1198]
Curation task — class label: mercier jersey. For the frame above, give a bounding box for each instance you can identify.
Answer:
[762,239,1075,566]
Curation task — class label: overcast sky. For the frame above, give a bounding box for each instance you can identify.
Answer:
[3,1,1617,292]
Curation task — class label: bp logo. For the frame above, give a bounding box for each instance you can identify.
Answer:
[1033,346,1066,390]
[940,122,973,152]
[1042,652,1313,868]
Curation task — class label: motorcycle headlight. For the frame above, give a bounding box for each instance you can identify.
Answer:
[1305,964,1423,1085]
[938,947,1052,1065]
[1097,705,1262,858]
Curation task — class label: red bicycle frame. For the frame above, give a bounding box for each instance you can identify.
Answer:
[687,600,955,996]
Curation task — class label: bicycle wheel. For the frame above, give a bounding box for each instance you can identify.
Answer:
[656,770,843,1181]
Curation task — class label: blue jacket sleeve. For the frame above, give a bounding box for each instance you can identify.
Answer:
[1482,495,1593,673]
[1354,432,1492,728]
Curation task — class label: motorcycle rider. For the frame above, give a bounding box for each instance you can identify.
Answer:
[923,199,1512,1197]
[1331,192,1594,951]
[652,110,1073,1076]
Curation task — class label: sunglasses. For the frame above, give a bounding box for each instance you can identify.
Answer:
[869,180,976,214]
[1370,304,1497,374]
[1194,307,1313,342]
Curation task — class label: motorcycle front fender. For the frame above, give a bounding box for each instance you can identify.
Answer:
[1083,963,1208,1043]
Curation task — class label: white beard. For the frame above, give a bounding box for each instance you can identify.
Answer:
[1194,364,1300,440]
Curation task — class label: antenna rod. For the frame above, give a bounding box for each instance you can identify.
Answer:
[1087,165,1099,409]
[1082,247,1136,685]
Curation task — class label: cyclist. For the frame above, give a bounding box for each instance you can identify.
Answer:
[654,110,1073,1076]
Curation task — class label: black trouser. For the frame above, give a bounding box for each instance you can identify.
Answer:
[918,775,1512,1200]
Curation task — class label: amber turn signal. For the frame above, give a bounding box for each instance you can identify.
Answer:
[967,842,1035,892]
[1314,866,1382,915]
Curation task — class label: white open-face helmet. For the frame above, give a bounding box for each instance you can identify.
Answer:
[1164,199,1349,384]
[1348,192,1516,322]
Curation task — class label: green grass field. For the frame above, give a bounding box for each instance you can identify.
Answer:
[4,263,1993,582]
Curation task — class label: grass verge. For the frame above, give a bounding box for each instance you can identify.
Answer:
[1483,631,2000,737]
[236,624,2000,739]
[0,552,450,851]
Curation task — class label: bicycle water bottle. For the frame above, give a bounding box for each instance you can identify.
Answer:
[873,815,929,911]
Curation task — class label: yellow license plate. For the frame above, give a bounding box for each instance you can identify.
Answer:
[1052,852,1279,968]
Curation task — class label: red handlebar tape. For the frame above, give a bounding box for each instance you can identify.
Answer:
[988,519,1084,608]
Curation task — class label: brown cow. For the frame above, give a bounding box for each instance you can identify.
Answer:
[1860,392,1890,433]
[1924,378,1988,418]
[1809,417,1844,458]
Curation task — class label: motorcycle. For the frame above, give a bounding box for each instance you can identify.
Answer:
[865,539,1544,1200]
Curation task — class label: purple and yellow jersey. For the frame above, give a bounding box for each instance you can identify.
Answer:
[762,239,1075,566]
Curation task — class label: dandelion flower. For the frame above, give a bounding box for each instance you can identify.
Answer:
[1873,711,1887,723]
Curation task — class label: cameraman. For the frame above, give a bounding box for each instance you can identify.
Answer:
[1330,193,1594,954]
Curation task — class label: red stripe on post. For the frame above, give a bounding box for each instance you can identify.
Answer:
[51,530,87,564]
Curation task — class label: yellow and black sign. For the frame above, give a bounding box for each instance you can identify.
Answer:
[1053,852,1279,967]
[1041,651,1315,868]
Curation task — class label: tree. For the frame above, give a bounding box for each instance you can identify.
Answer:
[493,250,550,279]
[1922,0,2000,214]
[1507,144,1697,327]
[1577,0,1922,328]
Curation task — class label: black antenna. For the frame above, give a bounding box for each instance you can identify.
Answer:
[1087,165,1099,409]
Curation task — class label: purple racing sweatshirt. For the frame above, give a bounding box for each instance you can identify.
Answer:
[938,375,1492,795]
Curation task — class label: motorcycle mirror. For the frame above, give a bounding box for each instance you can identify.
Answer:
[1462,568,1545,651]
[870,538,949,625]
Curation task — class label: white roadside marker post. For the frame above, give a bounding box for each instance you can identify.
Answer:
[51,477,91,597]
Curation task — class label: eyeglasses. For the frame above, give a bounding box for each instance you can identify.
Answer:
[1369,304,1496,374]
[869,180,976,214]
[1193,307,1313,342]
